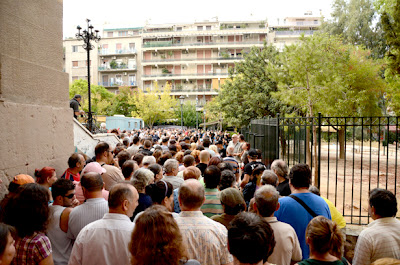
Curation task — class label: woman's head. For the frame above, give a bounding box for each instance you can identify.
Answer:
[0,223,15,265]
[145,181,173,211]
[306,216,344,259]
[148,164,163,182]
[3,183,50,238]
[34,167,56,186]
[130,205,187,265]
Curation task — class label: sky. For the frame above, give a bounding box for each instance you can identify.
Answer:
[63,0,334,38]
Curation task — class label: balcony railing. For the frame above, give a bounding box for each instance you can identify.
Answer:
[275,30,316,36]
[142,72,229,78]
[142,56,243,63]
[98,65,137,71]
[99,81,137,87]
[98,49,137,55]
[142,40,265,48]
[143,88,217,93]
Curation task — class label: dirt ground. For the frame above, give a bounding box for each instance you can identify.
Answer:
[314,142,399,225]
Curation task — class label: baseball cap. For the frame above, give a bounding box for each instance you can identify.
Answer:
[82,162,106,175]
[12,174,35,185]
[248,149,258,158]
[220,188,245,208]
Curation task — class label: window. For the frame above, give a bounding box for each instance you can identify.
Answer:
[197,26,203,31]
[107,32,113,37]
[72,46,78,52]
[72,76,78,81]
[206,26,211,30]
[129,43,135,50]
[72,61,78,68]
[177,27,182,31]
[118,31,128,36]
[116,43,122,50]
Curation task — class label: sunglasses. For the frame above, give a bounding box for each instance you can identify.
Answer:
[64,193,75,199]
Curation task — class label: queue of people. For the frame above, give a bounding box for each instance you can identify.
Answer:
[0,127,399,265]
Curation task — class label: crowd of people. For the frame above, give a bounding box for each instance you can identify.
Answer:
[0,128,399,265]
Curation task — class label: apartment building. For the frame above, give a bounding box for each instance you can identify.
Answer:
[64,14,320,104]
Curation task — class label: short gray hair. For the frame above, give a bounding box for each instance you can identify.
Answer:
[142,156,156,166]
[255,185,280,217]
[131,168,154,191]
[271,159,288,178]
[226,146,234,155]
[261,170,278,186]
[163,159,179,174]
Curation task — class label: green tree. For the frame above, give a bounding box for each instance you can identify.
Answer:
[69,79,115,115]
[269,33,385,183]
[213,43,285,128]
[175,102,198,128]
[131,82,177,128]
[112,86,136,116]
[321,0,386,58]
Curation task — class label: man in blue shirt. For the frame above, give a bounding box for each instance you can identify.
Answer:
[274,163,331,260]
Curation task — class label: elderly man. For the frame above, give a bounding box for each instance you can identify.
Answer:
[61,153,86,182]
[176,179,233,265]
[67,172,109,240]
[274,164,330,259]
[95,142,124,190]
[254,185,302,265]
[228,134,241,162]
[271,159,291,196]
[353,188,400,265]
[223,146,239,182]
[69,183,139,265]
[162,159,184,190]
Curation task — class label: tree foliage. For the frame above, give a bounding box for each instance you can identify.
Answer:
[69,79,115,115]
[213,43,285,128]
[112,86,136,116]
[175,102,199,128]
[321,0,386,59]
[131,82,177,128]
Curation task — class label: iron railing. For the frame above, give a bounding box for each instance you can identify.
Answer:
[242,114,399,225]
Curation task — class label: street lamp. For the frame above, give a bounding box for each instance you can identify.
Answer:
[76,19,101,133]
[179,95,185,130]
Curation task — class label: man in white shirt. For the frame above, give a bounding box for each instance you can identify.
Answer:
[253,185,302,265]
[353,188,400,265]
[67,172,109,240]
[69,183,139,265]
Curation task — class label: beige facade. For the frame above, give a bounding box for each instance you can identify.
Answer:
[63,15,320,105]
[0,0,73,198]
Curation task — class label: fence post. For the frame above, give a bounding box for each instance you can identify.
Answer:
[276,113,280,159]
[317,112,322,189]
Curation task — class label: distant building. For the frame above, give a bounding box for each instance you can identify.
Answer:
[63,14,321,106]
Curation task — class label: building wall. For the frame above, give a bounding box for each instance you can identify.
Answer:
[0,0,73,198]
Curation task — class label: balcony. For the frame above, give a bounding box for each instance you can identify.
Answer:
[99,81,137,87]
[142,72,229,79]
[143,88,219,95]
[275,30,316,36]
[142,56,243,64]
[98,65,137,72]
[142,40,264,49]
[98,49,137,55]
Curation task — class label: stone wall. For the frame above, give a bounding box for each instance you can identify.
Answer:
[0,0,73,198]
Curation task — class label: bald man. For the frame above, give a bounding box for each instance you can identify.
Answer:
[175,179,233,265]
[196,150,210,176]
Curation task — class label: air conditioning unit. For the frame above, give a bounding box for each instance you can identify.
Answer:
[112,56,117,59]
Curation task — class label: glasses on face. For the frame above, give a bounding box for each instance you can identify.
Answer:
[64,193,75,199]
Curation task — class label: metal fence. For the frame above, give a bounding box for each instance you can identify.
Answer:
[242,114,400,225]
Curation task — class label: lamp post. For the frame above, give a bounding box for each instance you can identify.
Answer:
[179,95,185,131]
[76,19,101,133]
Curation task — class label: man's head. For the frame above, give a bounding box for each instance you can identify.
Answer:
[271,159,288,179]
[144,140,152,150]
[226,146,235,156]
[67,153,86,171]
[178,179,205,211]
[219,170,236,190]
[117,151,131,169]
[199,150,210,164]
[163,159,179,176]
[202,138,211,148]
[183,155,195,168]
[131,168,154,192]
[142,156,156,168]
[74,94,82,103]
[231,134,239,144]
[247,149,258,161]
[289,163,311,189]
[95,142,113,164]
[183,166,202,180]
[51,178,76,207]
[228,212,276,264]
[254,185,280,217]
[203,165,221,189]
[239,134,245,142]
[80,172,104,197]
[369,188,397,219]
[108,183,139,217]
[261,170,278,187]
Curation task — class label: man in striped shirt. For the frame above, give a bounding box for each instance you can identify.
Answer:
[200,165,223,217]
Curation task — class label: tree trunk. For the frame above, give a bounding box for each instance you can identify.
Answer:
[338,127,345,159]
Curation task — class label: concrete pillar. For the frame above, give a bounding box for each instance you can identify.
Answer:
[0,0,73,198]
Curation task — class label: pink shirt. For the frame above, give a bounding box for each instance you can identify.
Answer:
[73,181,109,204]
